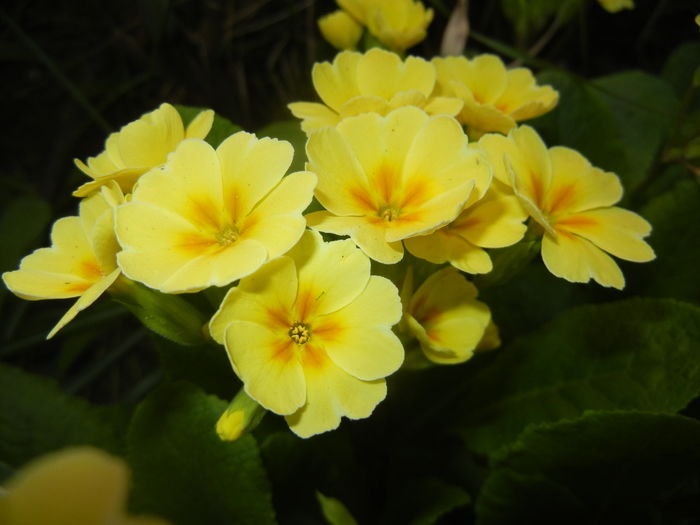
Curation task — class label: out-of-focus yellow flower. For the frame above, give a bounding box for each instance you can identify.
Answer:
[116,134,316,293]
[597,0,634,13]
[209,230,404,438]
[305,107,491,264]
[288,48,462,133]
[479,125,655,289]
[216,389,266,442]
[404,179,528,274]
[319,10,363,50]
[73,103,214,197]
[432,54,559,135]
[402,267,492,364]
[0,447,168,525]
[2,183,124,338]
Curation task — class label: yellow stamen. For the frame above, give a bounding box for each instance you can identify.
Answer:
[216,225,239,246]
[289,322,311,345]
[378,205,399,222]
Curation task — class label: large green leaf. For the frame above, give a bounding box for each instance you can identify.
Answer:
[662,41,700,97]
[475,412,700,525]
[380,477,470,525]
[451,298,700,455]
[0,364,124,467]
[127,382,276,525]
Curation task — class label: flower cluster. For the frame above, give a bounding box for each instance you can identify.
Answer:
[3,3,655,443]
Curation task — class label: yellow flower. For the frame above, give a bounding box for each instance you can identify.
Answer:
[597,0,634,13]
[2,183,124,338]
[404,179,528,274]
[319,10,363,50]
[479,125,655,289]
[288,48,463,133]
[402,267,492,364]
[116,134,316,293]
[432,54,559,135]
[73,103,214,197]
[0,447,168,525]
[305,107,491,264]
[209,230,404,438]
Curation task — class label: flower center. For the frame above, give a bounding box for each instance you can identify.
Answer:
[378,204,400,222]
[288,321,311,345]
[215,225,240,246]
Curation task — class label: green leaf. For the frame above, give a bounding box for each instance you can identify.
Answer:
[662,41,700,97]
[499,0,583,42]
[317,492,358,525]
[476,412,700,525]
[127,382,276,525]
[0,196,51,275]
[627,179,700,302]
[0,364,123,468]
[175,104,242,148]
[257,120,307,173]
[452,298,700,456]
[381,477,470,525]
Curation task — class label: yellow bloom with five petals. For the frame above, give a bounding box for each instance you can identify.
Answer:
[209,230,404,438]
[402,267,492,365]
[116,133,316,293]
[288,48,462,133]
[318,10,363,50]
[479,125,655,289]
[305,107,491,264]
[2,183,124,338]
[73,103,214,197]
[432,54,559,135]
[0,447,168,525]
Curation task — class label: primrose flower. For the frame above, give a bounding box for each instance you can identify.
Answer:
[73,103,214,197]
[479,125,655,289]
[404,179,528,274]
[402,267,492,365]
[319,10,363,50]
[432,54,559,135]
[116,133,316,293]
[305,106,491,264]
[598,0,634,13]
[288,48,463,133]
[2,183,124,338]
[209,231,404,438]
[0,447,168,525]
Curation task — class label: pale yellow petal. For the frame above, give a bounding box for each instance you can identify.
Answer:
[541,231,625,289]
[72,167,145,198]
[117,103,185,167]
[453,190,528,248]
[356,49,435,99]
[312,51,362,112]
[217,132,294,220]
[509,125,552,209]
[422,95,463,117]
[226,320,306,415]
[318,9,363,50]
[498,68,559,120]
[320,276,404,380]
[47,268,121,339]
[338,95,391,119]
[555,208,654,262]
[184,109,215,139]
[287,102,340,133]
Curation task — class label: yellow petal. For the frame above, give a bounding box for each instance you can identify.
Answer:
[555,207,654,262]
[217,132,294,220]
[497,68,559,120]
[422,95,464,117]
[286,357,386,438]
[117,103,185,168]
[72,167,145,198]
[226,319,306,415]
[509,125,552,209]
[541,230,625,289]
[338,95,391,119]
[312,51,362,112]
[547,146,623,215]
[47,268,121,339]
[320,276,404,380]
[287,102,340,134]
[404,230,493,274]
[185,109,215,139]
[209,256,297,345]
[318,9,363,50]
[356,49,435,100]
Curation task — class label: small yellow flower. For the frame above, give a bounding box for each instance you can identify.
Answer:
[597,0,634,13]
[319,10,363,50]
[402,267,492,364]
[116,133,316,293]
[288,48,463,133]
[479,125,655,289]
[209,230,404,438]
[2,183,124,338]
[0,447,168,525]
[73,103,214,197]
[432,54,559,135]
[404,179,528,274]
[305,107,491,264]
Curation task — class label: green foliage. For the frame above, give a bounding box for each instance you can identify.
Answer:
[381,477,471,525]
[499,0,583,43]
[0,364,124,468]
[127,381,276,525]
[452,298,700,456]
[0,196,51,277]
[475,412,700,524]
[317,492,359,525]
